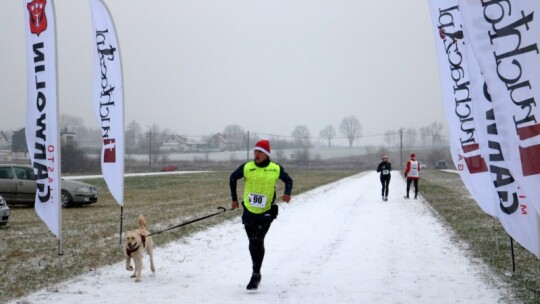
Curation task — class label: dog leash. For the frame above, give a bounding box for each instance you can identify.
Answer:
[147,206,229,237]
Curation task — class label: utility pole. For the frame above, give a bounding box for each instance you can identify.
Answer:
[147,126,152,171]
[400,129,403,170]
[246,130,250,161]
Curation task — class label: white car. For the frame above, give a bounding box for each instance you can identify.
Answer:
[0,195,10,226]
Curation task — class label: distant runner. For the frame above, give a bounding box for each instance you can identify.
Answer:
[404,153,420,199]
[376,155,391,201]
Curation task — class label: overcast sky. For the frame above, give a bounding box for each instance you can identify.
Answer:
[1,0,446,142]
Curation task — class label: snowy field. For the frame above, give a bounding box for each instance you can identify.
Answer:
[123,146,374,162]
[9,171,511,304]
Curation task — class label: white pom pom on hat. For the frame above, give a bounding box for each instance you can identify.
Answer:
[254,139,271,157]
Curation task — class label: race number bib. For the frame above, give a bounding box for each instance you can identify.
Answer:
[248,193,267,208]
[382,169,389,175]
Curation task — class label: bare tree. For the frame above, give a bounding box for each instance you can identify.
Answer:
[224,124,244,136]
[405,128,417,148]
[429,122,443,147]
[60,114,84,133]
[418,123,443,148]
[384,130,396,147]
[319,125,336,147]
[145,124,163,166]
[60,114,101,148]
[419,127,430,147]
[339,116,362,147]
[126,120,142,153]
[291,125,311,148]
[61,141,99,174]
[223,124,246,150]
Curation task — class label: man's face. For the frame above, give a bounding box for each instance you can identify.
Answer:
[254,150,268,164]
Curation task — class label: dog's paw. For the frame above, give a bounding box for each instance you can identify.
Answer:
[130,274,136,278]
[135,278,141,282]
[126,265,133,271]
[151,266,156,273]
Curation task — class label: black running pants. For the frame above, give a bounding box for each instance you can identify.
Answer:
[380,175,390,197]
[244,220,272,273]
[406,178,419,197]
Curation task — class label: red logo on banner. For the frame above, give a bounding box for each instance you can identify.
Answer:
[517,124,540,176]
[462,143,488,173]
[27,0,48,36]
[464,155,489,173]
[103,138,116,163]
[520,145,540,176]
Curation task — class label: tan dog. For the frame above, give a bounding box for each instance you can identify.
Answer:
[123,214,155,282]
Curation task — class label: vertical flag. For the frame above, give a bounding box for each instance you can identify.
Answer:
[430,0,540,257]
[458,0,540,218]
[23,0,61,237]
[89,0,124,206]
[429,0,497,217]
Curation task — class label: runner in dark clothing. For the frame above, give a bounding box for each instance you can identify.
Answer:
[376,155,391,201]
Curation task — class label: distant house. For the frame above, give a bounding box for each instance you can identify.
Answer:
[61,130,76,147]
[207,133,228,150]
[0,131,9,150]
[160,134,199,151]
[207,133,245,151]
[10,128,78,151]
[11,128,27,153]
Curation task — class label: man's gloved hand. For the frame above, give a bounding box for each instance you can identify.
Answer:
[282,194,291,203]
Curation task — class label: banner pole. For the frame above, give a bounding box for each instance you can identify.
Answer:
[57,238,63,275]
[119,206,124,246]
[510,236,516,273]
[52,0,63,272]
[493,218,499,254]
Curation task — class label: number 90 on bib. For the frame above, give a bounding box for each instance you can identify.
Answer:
[248,193,267,208]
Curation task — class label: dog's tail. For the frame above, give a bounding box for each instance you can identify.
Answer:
[138,214,148,230]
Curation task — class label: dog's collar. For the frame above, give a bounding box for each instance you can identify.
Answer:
[126,245,140,257]
[141,234,146,247]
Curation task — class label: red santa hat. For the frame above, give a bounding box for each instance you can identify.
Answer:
[410,153,416,158]
[254,140,271,157]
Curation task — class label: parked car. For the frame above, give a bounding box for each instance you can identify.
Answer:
[161,165,178,172]
[420,163,428,169]
[0,195,10,226]
[435,160,449,169]
[0,164,98,208]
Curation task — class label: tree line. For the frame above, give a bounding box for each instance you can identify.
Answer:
[1,114,447,173]
[3,114,446,153]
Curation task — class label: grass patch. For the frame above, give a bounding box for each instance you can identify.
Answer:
[421,169,540,304]
[0,169,356,304]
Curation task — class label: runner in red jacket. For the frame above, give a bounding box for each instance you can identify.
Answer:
[404,153,420,199]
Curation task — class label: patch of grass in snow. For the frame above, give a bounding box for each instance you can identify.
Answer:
[421,169,540,304]
[0,169,356,304]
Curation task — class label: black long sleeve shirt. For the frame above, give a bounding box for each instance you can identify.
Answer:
[376,161,392,177]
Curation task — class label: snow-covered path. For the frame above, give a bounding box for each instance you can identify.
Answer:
[10,171,510,304]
